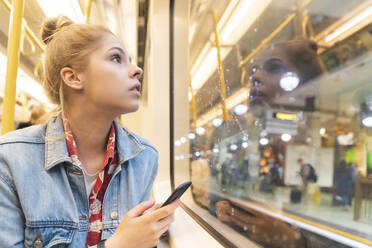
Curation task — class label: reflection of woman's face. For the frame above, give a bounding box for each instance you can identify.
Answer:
[249,48,300,109]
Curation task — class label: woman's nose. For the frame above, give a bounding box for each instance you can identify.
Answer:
[130,64,143,79]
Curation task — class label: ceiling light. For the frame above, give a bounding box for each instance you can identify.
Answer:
[234,104,248,115]
[281,133,292,142]
[325,6,372,43]
[37,0,84,23]
[230,144,238,151]
[190,0,271,93]
[175,140,181,146]
[242,142,248,148]
[212,118,223,127]
[280,72,300,91]
[196,127,206,135]
[180,137,187,143]
[259,138,269,146]
[213,148,219,153]
[362,117,372,127]
[188,133,196,139]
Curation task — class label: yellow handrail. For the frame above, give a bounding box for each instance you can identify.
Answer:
[20,27,36,56]
[0,0,45,52]
[2,0,24,134]
[85,0,93,24]
[239,0,313,67]
[239,13,296,67]
[212,10,230,121]
[188,73,197,129]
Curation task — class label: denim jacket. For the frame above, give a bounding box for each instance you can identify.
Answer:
[0,116,158,247]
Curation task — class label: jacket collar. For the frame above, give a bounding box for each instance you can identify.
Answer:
[44,116,144,170]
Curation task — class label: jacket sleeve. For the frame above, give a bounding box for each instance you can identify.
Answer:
[0,172,25,247]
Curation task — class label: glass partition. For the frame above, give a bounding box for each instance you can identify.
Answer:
[172,0,372,247]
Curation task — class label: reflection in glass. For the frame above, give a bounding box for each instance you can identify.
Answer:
[175,0,372,247]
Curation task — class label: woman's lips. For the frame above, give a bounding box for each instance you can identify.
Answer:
[129,83,141,97]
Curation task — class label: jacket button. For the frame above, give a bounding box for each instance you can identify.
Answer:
[110,211,118,220]
[33,234,43,248]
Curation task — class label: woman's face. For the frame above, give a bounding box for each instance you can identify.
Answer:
[248,48,300,110]
[80,33,143,116]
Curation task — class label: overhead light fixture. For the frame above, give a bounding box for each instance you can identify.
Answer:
[188,133,196,140]
[280,72,300,92]
[180,137,187,143]
[242,142,248,148]
[315,1,372,46]
[234,104,248,115]
[37,0,84,23]
[212,118,223,127]
[259,138,269,146]
[196,127,206,135]
[190,0,271,93]
[362,117,372,127]
[325,5,372,43]
[281,133,292,142]
[229,144,238,151]
[175,140,181,146]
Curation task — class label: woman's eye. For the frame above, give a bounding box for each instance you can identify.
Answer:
[112,54,121,63]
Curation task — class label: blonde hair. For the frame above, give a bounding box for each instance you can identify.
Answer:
[41,16,113,111]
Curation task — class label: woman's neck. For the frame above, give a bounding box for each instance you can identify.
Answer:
[63,107,114,174]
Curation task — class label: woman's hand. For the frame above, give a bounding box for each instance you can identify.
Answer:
[106,199,180,248]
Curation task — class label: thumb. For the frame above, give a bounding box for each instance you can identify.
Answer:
[127,199,155,218]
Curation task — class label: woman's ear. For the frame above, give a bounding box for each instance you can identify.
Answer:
[60,67,84,90]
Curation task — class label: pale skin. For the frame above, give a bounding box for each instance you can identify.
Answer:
[60,33,180,247]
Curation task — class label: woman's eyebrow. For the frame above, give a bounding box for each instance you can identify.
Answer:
[107,47,132,62]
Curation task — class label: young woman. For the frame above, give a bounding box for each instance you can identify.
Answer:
[0,16,179,248]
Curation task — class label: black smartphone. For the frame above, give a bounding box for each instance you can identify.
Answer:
[161,181,192,207]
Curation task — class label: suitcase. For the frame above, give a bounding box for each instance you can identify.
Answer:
[290,188,302,203]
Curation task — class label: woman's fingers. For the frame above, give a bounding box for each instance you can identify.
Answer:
[147,199,180,221]
[157,213,175,228]
[126,199,155,218]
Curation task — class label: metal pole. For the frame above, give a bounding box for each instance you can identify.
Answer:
[85,0,93,24]
[2,0,24,134]
[0,0,44,52]
[188,72,197,129]
[212,10,230,121]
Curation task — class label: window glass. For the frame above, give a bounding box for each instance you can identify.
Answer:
[173,0,372,247]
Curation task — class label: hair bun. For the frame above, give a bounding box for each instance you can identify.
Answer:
[41,16,74,45]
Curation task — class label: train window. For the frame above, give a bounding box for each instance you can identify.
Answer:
[172,0,372,247]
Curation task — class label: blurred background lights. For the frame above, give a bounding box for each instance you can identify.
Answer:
[281,133,292,142]
[362,116,372,127]
[188,133,196,139]
[212,118,223,127]
[320,128,326,135]
[259,138,269,146]
[196,127,206,135]
[230,144,238,151]
[234,104,248,115]
[280,72,300,91]
[180,137,187,143]
[242,142,248,148]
